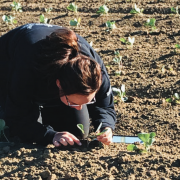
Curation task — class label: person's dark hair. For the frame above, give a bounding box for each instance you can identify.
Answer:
[37,27,102,96]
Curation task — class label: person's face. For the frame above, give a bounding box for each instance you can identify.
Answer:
[56,79,96,110]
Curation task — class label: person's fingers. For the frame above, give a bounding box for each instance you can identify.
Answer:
[68,133,82,146]
[60,138,68,146]
[54,141,61,147]
[65,137,74,146]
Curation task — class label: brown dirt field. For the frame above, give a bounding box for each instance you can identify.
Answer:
[0,0,180,179]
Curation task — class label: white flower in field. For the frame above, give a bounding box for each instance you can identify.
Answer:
[134,4,140,13]
[121,84,125,93]
[147,19,150,23]
[128,37,135,45]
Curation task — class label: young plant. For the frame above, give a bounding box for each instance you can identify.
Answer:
[106,20,116,31]
[97,5,109,15]
[77,122,108,139]
[144,18,156,31]
[112,84,127,102]
[120,38,129,45]
[127,132,156,153]
[67,3,78,13]
[113,50,122,75]
[10,1,23,12]
[128,37,135,48]
[69,18,81,27]
[0,119,9,142]
[2,15,17,25]
[130,4,143,15]
[171,6,179,14]
[166,93,180,104]
[45,7,53,14]
[40,14,48,24]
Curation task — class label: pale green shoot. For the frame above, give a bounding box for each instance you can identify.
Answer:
[0,119,9,142]
[45,7,53,14]
[128,37,135,47]
[171,6,179,14]
[175,44,180,49]
[10,1,23,12]
[130,4,143,14]
[2,15,17,25]
[40,14,48,24]
[67,3,77,13]
[144,18,156,31]
[120,38,128,44]
[112,84,127,102]
[69,18,81,26]
[97,5,109,15]
[127,132,156,153]
[113,50,122,75]
[166,93,180,104]
[106,20,116,30]
[77,124,84,134]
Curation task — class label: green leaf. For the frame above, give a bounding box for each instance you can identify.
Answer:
[120,38,127,44]
[138,133,150,143]
[148,138,155,146]
[70,19,79,26]
[0,119,5,132]
[149,132,156,138]
[77,124,84,134]
[165,98,172,103]
[130,9,138,14]
[97,5,109,14]
[175,44,180,49]
[96,129,108,136]
[127,144,138,151]
[67,3,77,12]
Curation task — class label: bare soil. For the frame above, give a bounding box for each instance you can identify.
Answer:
[0,0,180,179]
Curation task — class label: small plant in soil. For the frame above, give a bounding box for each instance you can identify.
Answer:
[2,15,17,26]
[175,44,180,54]
[40,14,48,24]
[120,38,129,45]
[0,119,9,142]
[171,6,179,15]
[69,18,81,27]
[144,18,156,31]
[106,20,116,31]
[128,37,135,48]
[113,50,123,75]
[127,132,156,154]
[67,3,78,13]
[112,84,128,102]
[10,1,23,13]
[45,7,53,14]
[97,5,109,15]
[130,4,143,15]
[166,93,180,104]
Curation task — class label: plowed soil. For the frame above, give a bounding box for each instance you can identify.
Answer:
[0,0,180,179]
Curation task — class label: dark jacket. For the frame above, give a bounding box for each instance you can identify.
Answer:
[0,23,116,144]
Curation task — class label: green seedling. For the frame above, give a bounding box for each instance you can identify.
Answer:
[112,84,127,102]
[130,3,143,15]
[0,119,9,142]
[166,93,180,104]
[120,38,129,45]
[128,37,135,48]
[45,7,53,14]
[174,44,180,54]
[144,18,156,31]
[97,5,109,15]
[171,6,179,14]
[2,15,17,25]
[69,18,81,26]
[67,3,77,13]
[113,51,123,75]
[106,20,116,31]
[10,1,23,12]
[77,122,108,139]
[40,14,48,24]
[127,132,156,153]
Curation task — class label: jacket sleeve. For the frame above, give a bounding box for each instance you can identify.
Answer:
[77,35,117,131]
[4,43,57,145]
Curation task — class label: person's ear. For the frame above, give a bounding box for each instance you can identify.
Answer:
[56,79,61,89]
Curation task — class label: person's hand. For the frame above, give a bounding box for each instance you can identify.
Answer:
[53,132,82,147]
[96,127,113,145]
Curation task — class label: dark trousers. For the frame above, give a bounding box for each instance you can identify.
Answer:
[41,104,90,139]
